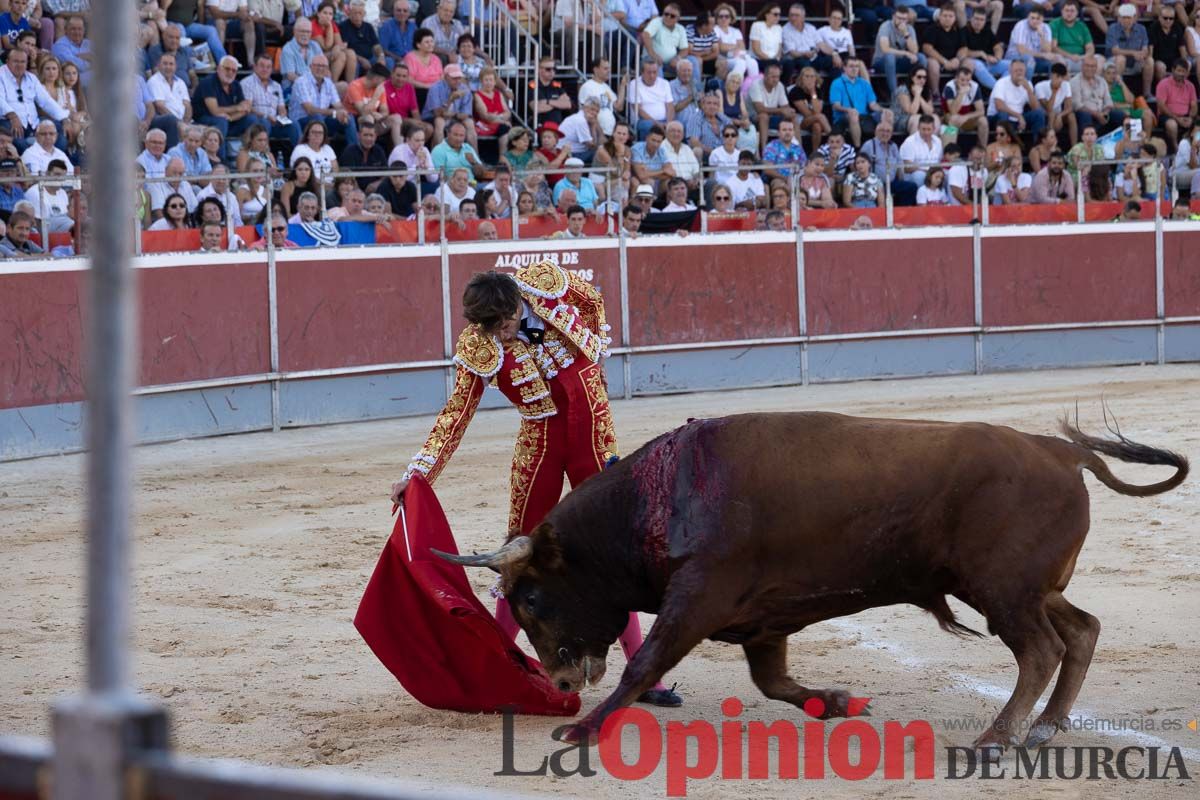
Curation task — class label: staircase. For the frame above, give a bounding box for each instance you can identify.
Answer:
[469,0,642,129]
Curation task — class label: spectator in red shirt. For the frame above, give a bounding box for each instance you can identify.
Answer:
[1155,59,1197,151]
[383,61,430,147]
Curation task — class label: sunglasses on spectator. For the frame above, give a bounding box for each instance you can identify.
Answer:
[271,225,287,233]
[724,131,738,137]
[718,12,730,18]
[168,203,186,209]
[914,73,927,79]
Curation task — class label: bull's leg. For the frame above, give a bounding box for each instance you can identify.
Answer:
[743,637,865,719]
[1023,592,1101,748]
[565,573,735,742]
[973,605,1065,750]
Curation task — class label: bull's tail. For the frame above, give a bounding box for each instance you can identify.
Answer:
[924,596,985,639]
[1060,418,1189,498]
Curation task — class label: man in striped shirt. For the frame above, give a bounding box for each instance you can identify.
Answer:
[685,10,721,83]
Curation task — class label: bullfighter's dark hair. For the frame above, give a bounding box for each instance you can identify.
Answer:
[463,270,521,332]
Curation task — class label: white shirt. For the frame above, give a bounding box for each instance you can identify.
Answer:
[987,75,1033,117]
[23,184,71,218]
[661,200,697,212]
[818,26,854,55]
[206,0,247,11]
[137,150,171,179]
[715,25,746,53]
[992,172,1033,203]
[749,21,783,59]
[480,180,520,217]
[148,72,192,120]
[1034,79,1072,114]
[195,184,244,226]
[899,132,943,185]
[557,110,595,155]
[781,22,821,56]
[709,146,740,183]
[434,183,475,213]
[916,185,948,205]
[630,75,672,122]
[149,180,199,212]
[947,164,988,205]
[578,79,617,112]
[20,143,73,176]
[725,172,765,207]
[0,66,68,130]
[661,139,700,181]
[290,143,337,179]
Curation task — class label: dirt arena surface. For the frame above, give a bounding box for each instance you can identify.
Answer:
[3,364,1199,798]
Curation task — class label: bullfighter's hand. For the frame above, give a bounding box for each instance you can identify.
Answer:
[390,478,410,506]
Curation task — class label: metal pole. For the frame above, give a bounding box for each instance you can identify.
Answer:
[618,222,632,400]
[1075,164,1085,223]
[884,173,894,228]
[973,219,983,375]
[1155,191,1165,365]
[440,191,453,400]
[795,208,808,386]
[53,1,171,797]
[82,0,137,700]
[266,179,280,432]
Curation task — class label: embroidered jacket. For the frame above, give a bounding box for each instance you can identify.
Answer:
[403,260,613,484]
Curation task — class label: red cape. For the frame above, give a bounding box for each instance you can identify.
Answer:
[354,474,581,716]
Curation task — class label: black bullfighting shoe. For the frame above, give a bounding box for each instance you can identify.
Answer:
[637,684,683,707]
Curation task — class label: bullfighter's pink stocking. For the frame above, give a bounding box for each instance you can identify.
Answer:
[618,612,668,692]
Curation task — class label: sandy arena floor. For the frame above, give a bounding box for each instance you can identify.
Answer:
[2,364,1199,798]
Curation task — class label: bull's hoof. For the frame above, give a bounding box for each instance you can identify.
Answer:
[972,729,1018,753]
[637,687,683,707]
[1023,721,1061,749]
[803,690,864,719]
[560,723,597,746]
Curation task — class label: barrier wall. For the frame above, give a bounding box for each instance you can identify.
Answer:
[2,221,1196,460]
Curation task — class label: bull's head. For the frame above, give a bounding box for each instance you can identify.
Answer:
[432,523,628,694]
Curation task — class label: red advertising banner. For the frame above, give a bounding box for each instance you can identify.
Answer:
[447,242,624,348]
[981,231,1157,327]
[625,240,799,346]
[276,253,444,372]
[805,237,975,336]
[138,262,271,387]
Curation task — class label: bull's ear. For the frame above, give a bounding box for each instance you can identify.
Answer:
[528,522,564,574]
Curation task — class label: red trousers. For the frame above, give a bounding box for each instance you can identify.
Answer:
[507,359,617,535]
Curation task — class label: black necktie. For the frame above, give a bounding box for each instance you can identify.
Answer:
[519,318,544,345]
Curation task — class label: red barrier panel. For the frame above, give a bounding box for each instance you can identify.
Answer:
[138,262,271,387]
[806,236,975,336]
[982,231,1156,326]
[0,261,271,409]
[1163,228,1200,318]
[0,269,87,409]
[893,205,975,227]
[800,207,886,229]
[276,253,444,372]
[626,240,798,346]
[142,226,261,253]
[989,204,1078,225]
[448,243,624,347]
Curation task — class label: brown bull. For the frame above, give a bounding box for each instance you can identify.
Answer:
[436,412,1188,748]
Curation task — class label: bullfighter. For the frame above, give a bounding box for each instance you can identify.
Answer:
[391,262,682,707]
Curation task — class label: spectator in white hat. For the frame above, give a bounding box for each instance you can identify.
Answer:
[552,157,598,210]
[1106,5,1150,78]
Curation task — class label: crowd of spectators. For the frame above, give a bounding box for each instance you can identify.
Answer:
[2,0,1199,256]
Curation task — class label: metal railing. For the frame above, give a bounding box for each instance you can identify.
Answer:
[469,0,542,129]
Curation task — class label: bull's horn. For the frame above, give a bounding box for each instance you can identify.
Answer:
[430,536,533,571]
